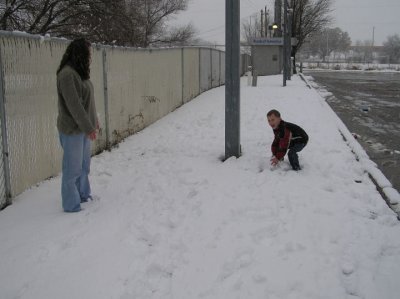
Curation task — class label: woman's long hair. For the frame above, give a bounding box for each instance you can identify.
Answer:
[57,38,91,80]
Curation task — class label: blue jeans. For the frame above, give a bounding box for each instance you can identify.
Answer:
[59,133,91,212]
[288,143,306,170]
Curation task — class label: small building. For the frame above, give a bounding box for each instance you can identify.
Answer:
[251,37,283,76]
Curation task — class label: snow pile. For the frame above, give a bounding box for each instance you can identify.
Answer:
[303,62,400,72]
[1,75,400,299]
[303,73,400,208]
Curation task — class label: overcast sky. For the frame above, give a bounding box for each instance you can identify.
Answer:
[170,0,400,46]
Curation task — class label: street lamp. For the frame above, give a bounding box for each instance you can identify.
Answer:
[283,1,292,86]
[269,23,278,38]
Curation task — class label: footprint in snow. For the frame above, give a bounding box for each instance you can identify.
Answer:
[219,250,254,281]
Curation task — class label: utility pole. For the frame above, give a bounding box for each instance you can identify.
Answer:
[326,31,329,62]
[283,0,287,86]
[261,10,264,37]
[265,6,269,38]
[274,0,282,37]
[225,0,241,159]
[249,15,252,31]
[369,26,375,64]
[372,26,375,46]
[287,3,292,80]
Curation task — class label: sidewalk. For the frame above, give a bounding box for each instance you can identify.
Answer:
[1,75,400,299]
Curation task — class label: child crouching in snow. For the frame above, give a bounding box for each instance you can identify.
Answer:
[267,109,308,171]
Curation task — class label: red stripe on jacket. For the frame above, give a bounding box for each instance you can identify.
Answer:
[271,128,292,160]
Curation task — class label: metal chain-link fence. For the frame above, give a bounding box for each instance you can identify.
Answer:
[0,31,250,208]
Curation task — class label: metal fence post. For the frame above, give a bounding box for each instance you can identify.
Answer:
[287,4,292,81]
[219,50,222,86]
[181,48,185,105]
[210,48,212,88]
[102,48,111,150]
[199,48,201,94]
[283,0,288,86]
[0,42,12,207]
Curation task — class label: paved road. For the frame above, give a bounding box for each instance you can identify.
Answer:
[305,71,400,191]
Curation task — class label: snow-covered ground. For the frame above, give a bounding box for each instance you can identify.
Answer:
[1,75,400,299]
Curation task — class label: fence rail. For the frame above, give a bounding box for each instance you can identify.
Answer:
[0,31,251,209]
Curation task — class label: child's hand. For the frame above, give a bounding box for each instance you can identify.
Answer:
[270,156,279,166]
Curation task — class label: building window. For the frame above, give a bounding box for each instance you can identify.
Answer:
[272,55,278,61]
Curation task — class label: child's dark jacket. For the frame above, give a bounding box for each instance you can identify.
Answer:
[272,120,309,160]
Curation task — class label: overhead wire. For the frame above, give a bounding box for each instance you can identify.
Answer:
[196,11,259,39]
[195,0,276,40]
[243,0,259,11]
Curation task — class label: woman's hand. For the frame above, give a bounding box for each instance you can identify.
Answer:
[88,131,97,140]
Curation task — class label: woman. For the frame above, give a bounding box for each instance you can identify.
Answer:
[56,38,98,212]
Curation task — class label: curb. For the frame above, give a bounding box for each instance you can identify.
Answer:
[299,73,400,219]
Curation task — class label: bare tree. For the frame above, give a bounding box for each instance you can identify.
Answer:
[151,23,195,46]
[337,31,351,53]
[308,27,351,61]
[124,0,192,47]
[241,14,262,55]
[242,15,262,44]
[0,0,194,47]
[383,34,400,64]
[87,0,194,47]
[0,0,27,30]
[0,0,99,34]
[352,40,364,63]
[69,0,138,45]
[290,0,332,72]
[362,40,373,63]
[351,40,375,63]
